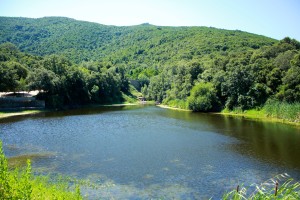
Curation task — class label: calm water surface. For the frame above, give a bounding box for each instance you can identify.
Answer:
[0,105,300,199]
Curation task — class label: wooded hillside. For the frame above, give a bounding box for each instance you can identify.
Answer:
[0,17,299,111]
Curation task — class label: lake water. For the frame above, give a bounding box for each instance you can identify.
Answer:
[0,105,300,199]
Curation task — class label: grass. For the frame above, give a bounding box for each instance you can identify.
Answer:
[0,141,82,199]
[121,85,142,104]
[264,100,300,123]
[161,99,190,111]
[221,100,300,126]
[222,174,300,199]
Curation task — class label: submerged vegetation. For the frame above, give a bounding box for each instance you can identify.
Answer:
[0,141,82,199]
[2,139,300,199]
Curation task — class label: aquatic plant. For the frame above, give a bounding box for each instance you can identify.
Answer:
[264,100,300,123]
[222,174,300,199]
[0,141,82,199]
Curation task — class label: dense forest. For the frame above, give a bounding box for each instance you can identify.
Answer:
[0,42,131,108]
[0,17,299,111]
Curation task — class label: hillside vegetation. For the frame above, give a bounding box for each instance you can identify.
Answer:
[0,17,299,116]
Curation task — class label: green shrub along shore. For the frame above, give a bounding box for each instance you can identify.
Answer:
[160,99,300,125]
[220,100,300,125]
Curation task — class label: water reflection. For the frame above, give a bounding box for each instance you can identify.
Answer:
[158,108,300,170]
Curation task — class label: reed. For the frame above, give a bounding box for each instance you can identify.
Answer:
[222,174,300,199]
[264,100,300,123]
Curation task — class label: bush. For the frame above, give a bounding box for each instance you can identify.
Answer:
[187,82,220,112]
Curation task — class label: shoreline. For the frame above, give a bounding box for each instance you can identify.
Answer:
[157,104,300,126]
[213,112,300,127]
[1,104,299,127]
[156,104,191,112]
[0,102,153,120]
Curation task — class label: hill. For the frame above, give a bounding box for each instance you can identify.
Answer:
[0,17,299,112]
[0,17,276,64]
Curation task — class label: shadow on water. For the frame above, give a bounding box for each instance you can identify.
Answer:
[157,107,300,171]
[0,105,147,124]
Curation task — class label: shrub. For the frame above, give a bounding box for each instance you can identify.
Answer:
[187,82,220,112]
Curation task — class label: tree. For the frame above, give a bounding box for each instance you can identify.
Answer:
[63,67,90,105]
[277,54,300,102]
[187,82,219,112]
[222,65,255,109]
[26,67,59,93]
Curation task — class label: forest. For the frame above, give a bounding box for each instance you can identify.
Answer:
[0,17,299,113]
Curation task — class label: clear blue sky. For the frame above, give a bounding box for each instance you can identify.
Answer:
[1,0,299,40]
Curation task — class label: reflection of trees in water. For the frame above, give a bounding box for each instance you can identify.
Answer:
[157,108,300,170]
[218,116,300,169]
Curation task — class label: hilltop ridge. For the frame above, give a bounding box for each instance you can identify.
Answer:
[0,16,276,64]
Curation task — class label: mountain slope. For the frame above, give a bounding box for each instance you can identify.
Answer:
[0,17,276,64]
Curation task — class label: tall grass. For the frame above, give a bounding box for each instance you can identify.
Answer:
[163,99,189,110]
[0,141,82,199]
[264,100,300,123]
[222,174,300,199]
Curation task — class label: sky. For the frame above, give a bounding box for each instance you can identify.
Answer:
[0,0,300,40]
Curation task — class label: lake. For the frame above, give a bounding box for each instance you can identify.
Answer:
[0,105,300,199]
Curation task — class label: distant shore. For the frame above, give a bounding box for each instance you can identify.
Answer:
[156,104,300,126]
[213,110,300,127]
[1,103,299,127]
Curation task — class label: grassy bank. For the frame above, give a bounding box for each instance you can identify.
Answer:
[0,141,82,199]
[159,99,300,126]
[157,104,191,111]
[220,100,300,126]
[264,100,300,123]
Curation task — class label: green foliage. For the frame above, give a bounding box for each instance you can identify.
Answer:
[163,99,188,110]
[187,82,219,112]
[264,99,300,122]
[222,174,300,200]
[27,67,59,92]
[0,141,82,199]
[0,43,131,108]
[0,17,276,66]
[277,53,300,102]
